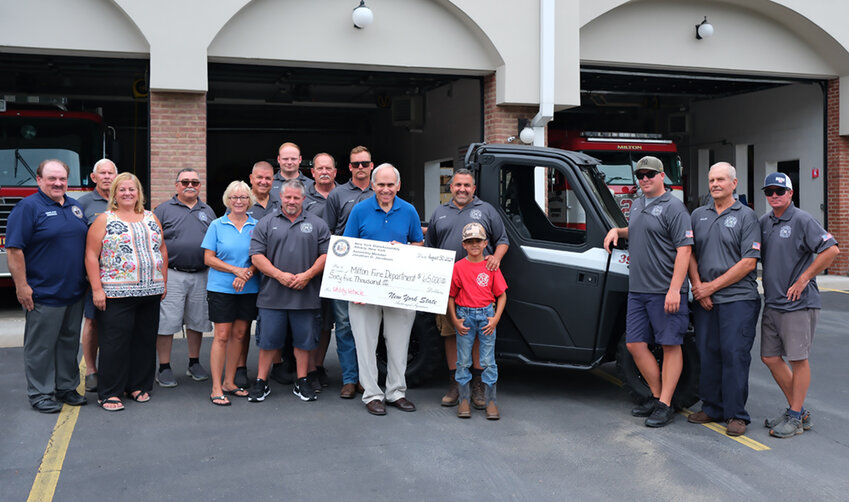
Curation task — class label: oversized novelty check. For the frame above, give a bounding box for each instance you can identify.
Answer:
[320,235,455,314]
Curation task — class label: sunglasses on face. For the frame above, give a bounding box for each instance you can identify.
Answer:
[635,171,659,180]
[763,187,787,196]
[179,179,201,187]
[350,161,372,168]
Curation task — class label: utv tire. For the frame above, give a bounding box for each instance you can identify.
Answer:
[615,332,700,410]
[377,312,444,387]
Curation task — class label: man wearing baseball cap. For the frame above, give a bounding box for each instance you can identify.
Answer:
[604,155,693,427]
[759,172,839,438]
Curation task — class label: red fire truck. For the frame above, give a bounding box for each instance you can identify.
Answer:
[548,131,684,219]
[0,98,104,281]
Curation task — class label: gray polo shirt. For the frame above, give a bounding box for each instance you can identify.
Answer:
[77,190,109,225]
[246,197,280,221]
[760,204,837,311]
[271,171,314,203]
[628,191,693,294]
[153,195,216,270]
[691,199,760,303]
[324,180,374,235]
[250,210,330,310]
[425,196,508,261]
[304,182,334,217]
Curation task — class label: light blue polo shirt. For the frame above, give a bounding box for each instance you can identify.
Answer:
[343,195,423,244]
[201,215,260,294]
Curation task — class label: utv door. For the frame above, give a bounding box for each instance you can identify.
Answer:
[474,148,625,367]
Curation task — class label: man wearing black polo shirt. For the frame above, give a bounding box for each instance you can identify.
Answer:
[77,158,118,392]
[324,145,375,398]
[153,168,217,387]
[604,156,693,428]
[687,162,761,437]
[759,172,839,438]
[7,159,89,412]
[425,169,509,408]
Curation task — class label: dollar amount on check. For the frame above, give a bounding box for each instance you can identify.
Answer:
[320,236,455,314]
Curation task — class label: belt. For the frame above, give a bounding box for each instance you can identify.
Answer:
[169,266,204,273]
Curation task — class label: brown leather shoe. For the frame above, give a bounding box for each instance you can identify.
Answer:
[457,399,471,418]
[340,383,357,399]
[688,410,719,424]
[471,376,486,410]
[441,380,459,407]
[386,397,416,412]
[365,400,386,415]
[486,400,500,420]
[357,383,365,394]
[726,418,747,437]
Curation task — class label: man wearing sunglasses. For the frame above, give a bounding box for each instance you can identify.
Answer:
[604,156,693,428]
[759,172,839,438]
[153,168,217,388]
[324,146,375,398]
[686,162,761,437]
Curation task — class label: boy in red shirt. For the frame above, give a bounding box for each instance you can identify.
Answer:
[448,222,507,419]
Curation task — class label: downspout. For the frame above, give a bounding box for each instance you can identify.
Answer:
[531,0,555,146]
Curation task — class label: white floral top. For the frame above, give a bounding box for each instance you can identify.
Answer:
[99,210,165,297]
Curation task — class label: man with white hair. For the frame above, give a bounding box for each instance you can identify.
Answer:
[687,162,761,437]
[343,163,423,415]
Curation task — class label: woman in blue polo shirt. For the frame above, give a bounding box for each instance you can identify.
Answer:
[202,180,260,406]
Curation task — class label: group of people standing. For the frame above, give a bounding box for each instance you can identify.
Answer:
[605,156,838,439]
[9,143,508,421]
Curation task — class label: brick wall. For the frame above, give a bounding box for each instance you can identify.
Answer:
[826,79,849,275]
[483,74,545,145]
[149,91,207,207]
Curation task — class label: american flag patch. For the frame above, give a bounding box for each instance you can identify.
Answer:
[822,233,833,242]
[685,230,693,238]
[752,242,761,250]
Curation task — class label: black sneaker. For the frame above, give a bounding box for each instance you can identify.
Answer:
[234,366,250,389]
[270,362,294,385]
[247,379,270,402]
[307,370,322,394]
[293,377,317,402]
[315,366,329,388]
[645,402,675,427]
[631,397,659,417]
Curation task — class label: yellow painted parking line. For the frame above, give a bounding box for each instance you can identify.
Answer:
[27,361,86,502]
[590,368,771,451]
[680,409,771,451]
[821,287,849,294]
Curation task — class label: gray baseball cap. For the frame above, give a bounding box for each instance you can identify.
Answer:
[634,156,664,173]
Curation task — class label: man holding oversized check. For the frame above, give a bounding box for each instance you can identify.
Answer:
[331,163,427,416]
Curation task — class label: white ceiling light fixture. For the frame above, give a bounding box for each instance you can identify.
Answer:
[353,1,374,29]
[695,16,714,40]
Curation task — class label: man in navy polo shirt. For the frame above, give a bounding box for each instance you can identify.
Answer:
[77,158,118,392]
[344,163,424,416]
[324,145,375,399]
[759,172,839,438]
[7,159,89,413]
[604,155,693,428]
[687,162,761,437]
[425,168,509,408]
[248,180,330,403]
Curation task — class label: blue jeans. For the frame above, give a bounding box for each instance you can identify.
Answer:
[334,300,358,384]
[454,304,497,387]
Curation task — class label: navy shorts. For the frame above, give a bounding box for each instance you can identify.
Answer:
[625,292,688,346]
[207,291,258,324]
[255,308,320,351]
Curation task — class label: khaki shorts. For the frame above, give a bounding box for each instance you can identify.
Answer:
[158,269,213,335]
[760,307,818,361]
[436,313,456,337]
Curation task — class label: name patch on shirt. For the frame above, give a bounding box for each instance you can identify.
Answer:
[45,210,57,216]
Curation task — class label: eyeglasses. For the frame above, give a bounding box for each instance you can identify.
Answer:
[635,171,659,180]
[179,179,201,187]
[350,161,372,168]
[229,196,250,201]
[763,187,787,196]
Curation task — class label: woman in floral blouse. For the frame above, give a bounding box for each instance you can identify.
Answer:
[85,172,167,412]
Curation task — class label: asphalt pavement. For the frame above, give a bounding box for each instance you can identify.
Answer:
[1,278,849,501]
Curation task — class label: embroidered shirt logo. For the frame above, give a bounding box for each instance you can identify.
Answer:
[724,216,737,228]
[72,206,84,219]
[470,209,482,220]
[779,225,792,238]
[475,272,490,288]
[198,213,208,222]
[300,222,313,233]
[651,205,663,217]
